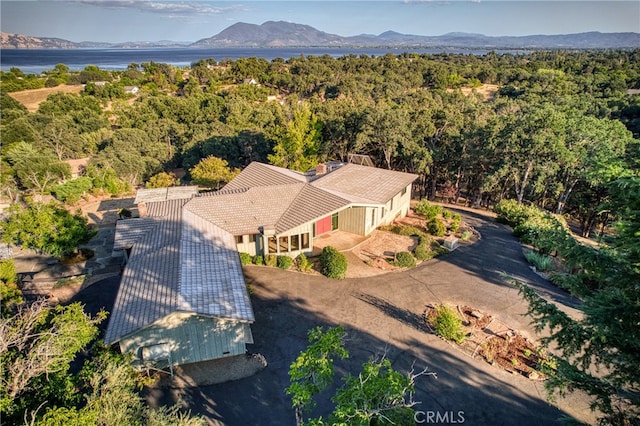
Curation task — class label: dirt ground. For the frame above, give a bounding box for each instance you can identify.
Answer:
[8,84,84,112]
[448,83,499,101]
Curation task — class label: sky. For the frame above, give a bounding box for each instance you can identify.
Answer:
[1,0,639,44]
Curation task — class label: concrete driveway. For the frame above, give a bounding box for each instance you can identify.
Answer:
[144,209,594,426]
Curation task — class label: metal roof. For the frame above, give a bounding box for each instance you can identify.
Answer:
[134,186,199,204]
[105,199,254,345]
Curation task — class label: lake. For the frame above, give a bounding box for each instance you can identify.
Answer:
[0,47,513,74]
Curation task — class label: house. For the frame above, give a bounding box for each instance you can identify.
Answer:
[105,161,416,370]
[124,85,139,94]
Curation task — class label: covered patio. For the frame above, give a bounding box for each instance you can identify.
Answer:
[311,230,370,256]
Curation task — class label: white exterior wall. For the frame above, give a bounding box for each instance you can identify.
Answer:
[380,184,412,226]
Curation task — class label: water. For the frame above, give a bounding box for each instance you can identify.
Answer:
[0,47,508,74]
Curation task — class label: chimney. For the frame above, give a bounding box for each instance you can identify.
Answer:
[316,163,327,175]
[138,201,148,217]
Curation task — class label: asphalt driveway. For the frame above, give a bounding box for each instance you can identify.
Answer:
[142,209,593,426]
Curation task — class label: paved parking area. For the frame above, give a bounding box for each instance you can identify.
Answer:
[143,209,593,426]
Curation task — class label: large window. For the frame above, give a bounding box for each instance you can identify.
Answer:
[268,236,278,254]
[249,234,257,243]
[301,233,310,249]
[279,236,289,252]
[291,234,300,251]
[235,235,244,244]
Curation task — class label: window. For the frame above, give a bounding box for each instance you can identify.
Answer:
[279,236,289,252]
[331,213,339,230]
[235,235,244,244]
[390,196,394,210]
[301,233,310,249]
[401,186,407,196]
[291,235,300,251]
[249,234,257,243]
[371,209,376,226]
[268,236,278,254]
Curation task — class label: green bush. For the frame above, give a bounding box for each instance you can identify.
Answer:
[431,305,466,344]
[394,251,416,268]
[277,255,293,270]
[450,213,462,232]
[265,254,277,267]
[442,209,452,219]
[253,255,264,266]
[413,241,434,261]
[460,230,473,241]
[414,199,443,220]
[52,177,94,204]
[238,252,252,266]
[297,253,312,272]
[427,218,446,237]
[525,251,553,272]
[319,246,347,279]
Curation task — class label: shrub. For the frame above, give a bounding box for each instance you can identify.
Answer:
[450,213,462,232]
[525,251,553,272]
[442,209,452,220]
[265,254,277,267]
[460,230,473,241]
[319,246,347,279]
[395,225,425,237]
[427,218,446,237]
[253,255,264,266]
[52,177,94,204]
[277,255,293,270]
[238,252,252,266]
[430,305,466,344]
[414,199,442,220]
[297,253,312,272]
[413,241,434,261]
[394,251,416,268]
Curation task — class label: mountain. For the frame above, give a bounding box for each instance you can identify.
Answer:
[0,32,186,49]
[3,23,639,50]
[192,21,344,47]
[192,22,639,49]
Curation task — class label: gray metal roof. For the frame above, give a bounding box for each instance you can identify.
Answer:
[134,186,199,204]
[104,198,253,345]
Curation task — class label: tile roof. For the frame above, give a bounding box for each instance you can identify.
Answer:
[104,198,254,345]
[311,163,417,204]
[222,162,306,190]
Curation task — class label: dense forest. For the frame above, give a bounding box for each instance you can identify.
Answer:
[1,50,639,424]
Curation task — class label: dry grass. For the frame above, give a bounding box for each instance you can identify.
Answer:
[448,83,499,101]
[8,84,84,112]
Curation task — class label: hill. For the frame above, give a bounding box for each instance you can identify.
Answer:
[3,24,639,50]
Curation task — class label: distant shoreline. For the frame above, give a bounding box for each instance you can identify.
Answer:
[2,46,532,74]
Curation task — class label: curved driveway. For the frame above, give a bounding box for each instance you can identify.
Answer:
[145,209,592,425]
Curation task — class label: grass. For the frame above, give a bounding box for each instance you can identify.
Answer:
[524,251,553,272]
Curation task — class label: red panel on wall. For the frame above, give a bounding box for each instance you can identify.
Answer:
[316,216,332,235]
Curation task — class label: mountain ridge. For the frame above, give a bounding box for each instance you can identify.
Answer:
[2,21,639,49]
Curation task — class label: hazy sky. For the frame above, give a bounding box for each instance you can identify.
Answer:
[1,1,639,43]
